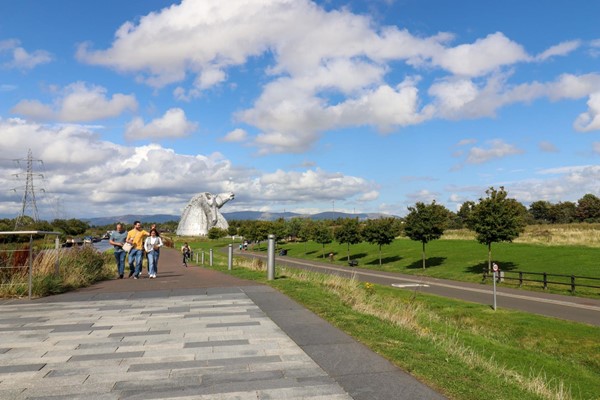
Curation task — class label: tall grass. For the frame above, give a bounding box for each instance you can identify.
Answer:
[0,246,113,298]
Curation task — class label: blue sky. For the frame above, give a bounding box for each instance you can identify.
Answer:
[1,0,600,220]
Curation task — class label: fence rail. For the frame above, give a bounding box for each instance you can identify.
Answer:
[483,269,600,293]
[0,231,62,299]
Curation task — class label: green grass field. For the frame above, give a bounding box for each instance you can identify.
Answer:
[268,238,600,298]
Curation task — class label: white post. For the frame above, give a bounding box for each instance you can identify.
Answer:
[209,248,213,266]
[228,244,233,270]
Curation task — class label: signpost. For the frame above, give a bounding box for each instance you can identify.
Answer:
[492,262,498,311]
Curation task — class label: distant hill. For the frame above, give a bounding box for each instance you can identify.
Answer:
[84,211,398,226]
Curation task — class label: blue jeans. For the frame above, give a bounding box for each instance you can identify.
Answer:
[147,250,159,275]
[113,249,126,276]
[128,249,143,277]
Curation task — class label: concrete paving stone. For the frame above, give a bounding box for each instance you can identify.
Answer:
[257,383,352,399]
[107,329,170,338]
[68,350,145,362]
[20,382,116,398]
[39,373,90,386]
[0,364,46,373]
[0,389,26,400]
[113,375,202,391]
[302,342,399,376]
[200,369,284,386]
[26,393,119,400]
[184,339,250,348]
[0,317,47,324]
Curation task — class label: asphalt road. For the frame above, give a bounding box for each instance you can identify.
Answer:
[236,250,600,327]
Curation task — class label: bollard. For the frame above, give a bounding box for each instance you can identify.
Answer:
[209,248,213,266]
[54,236,60,274]
[228,244,233,270]
[267,234,275,280]
[201,251,205,265]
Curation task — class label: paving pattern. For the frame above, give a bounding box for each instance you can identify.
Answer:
[0,291,352,400]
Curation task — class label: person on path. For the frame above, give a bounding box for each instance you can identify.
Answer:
[181,242,191,267]
[144,228,163,279]
[108,223,127,279]
[126,221,149,279]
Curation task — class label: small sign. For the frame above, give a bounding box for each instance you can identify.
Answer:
[492,263,499,272]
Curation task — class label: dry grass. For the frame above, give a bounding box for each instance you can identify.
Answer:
[443,224,600,247]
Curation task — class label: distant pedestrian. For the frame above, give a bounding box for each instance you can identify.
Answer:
[181,242,191,267]
[108,223,127,279]
[126,221,149,279]
[144,229,163,279]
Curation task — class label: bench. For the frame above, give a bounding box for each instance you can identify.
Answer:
[348,260,358,267]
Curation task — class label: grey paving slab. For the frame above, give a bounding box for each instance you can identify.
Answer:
[0,291,357,399]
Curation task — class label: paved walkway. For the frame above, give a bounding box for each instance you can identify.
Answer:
[0,247,445,400]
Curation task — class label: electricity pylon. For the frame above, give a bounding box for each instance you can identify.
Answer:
[13,149,44,229]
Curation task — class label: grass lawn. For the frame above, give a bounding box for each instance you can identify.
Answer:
[270,238,600,298]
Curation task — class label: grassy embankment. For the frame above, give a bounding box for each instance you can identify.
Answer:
[174,228,600,400]
[179,245,599,400]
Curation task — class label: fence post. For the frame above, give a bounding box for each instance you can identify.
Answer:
[571,275,575,293]
[519,272,523,287]
[543,272,548,290]
[54,236,60,274]
[28,234,33,300]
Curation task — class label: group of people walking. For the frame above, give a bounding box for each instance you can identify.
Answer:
[108,221,163,279]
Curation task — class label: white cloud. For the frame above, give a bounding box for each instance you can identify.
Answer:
[222,128,248,142]
[0,39,52,70]
[466,139,524,164]
[432,32,528,77]
[573,92,600,132]
[535,40,581,61]
[11,82,137,122]
[0,118,376,218]
[124,108,198,140]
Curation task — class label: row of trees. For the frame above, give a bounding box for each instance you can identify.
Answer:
[454,193,600,227]
[223,187,525,273]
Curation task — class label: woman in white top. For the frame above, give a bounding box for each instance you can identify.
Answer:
[144,228,163,278]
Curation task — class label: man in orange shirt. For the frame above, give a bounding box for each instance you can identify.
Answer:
[126,221,149,279]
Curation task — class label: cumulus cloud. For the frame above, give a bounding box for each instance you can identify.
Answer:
[11,82,137,122]
[221,128,248,142]
[466,139,524,164]
[124,108,198,140]
[75,0,550,154]
[0,118,377,218]
[573,92,600,132]
[432,32,528,77]
[0,39,52,70]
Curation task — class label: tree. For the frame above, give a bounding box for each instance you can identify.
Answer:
[297,219,316,254]
[455,201,475,228]
[207,227,227,239]
[529,200,553,224]
[575,194,600,222]
[548,201,577,224]
[362,218,398,266]
[312,221,333,259]
[334,218,362,262]
[467,187,527,273]
[404,201,450,269]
